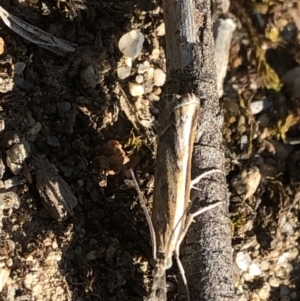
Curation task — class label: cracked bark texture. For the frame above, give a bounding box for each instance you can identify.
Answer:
[161,0,234,300]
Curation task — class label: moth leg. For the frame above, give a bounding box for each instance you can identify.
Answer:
[174,201,222,300]
[175,245,191,301]
[190,169,223,191]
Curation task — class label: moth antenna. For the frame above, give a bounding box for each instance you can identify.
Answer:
[130,169,157,260]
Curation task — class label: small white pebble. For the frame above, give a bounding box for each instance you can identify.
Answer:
[236,252,252,271]
[138,60,150,74]
[118,30,145,59]
[128,82,144,97]
[24,272,36,289]
[135,75,144,84]
[153,88,162,95]
[117,67,131,80]
[153,68,166,86]
[125,57,132,68]
[250,99,272,115]
[249,263,261,277]
[148,93,160,101]
[268,277,280,287]
[156,22,165,36]
[52,241,58,249]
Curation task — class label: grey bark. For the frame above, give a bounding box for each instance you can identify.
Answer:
[161,0,234,300]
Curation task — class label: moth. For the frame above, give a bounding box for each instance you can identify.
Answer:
[131,93,222,301]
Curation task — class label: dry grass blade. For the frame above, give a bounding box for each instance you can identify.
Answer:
[0,6,77,55]
[130,169,157,260]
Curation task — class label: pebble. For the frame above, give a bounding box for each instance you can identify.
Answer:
[24,272,37,290]
[28,122,42,136]
[46,135,61,147]
[268,276,280,287]
[138,60,150,74]
[57,101,71,114]
[280,222,294,235]
[118,30,145,59]
[85,250,98,261]
[125,57,132,68]
[250,99,273,115]
[52,241,58,249]
[0,37,5,56]
[153,68,166,86]
[147,67,155,78]
[101,60,111,73]
[153,87,162,95]
[260,260,270,271]
[280,284,290,296]
[135,75,144,84]
[6,143,29,175]
[156,22,165,36]
[148,93,160,101]
[249,263,261,277]
[144,82,154,94]
[77,180,84,188]
[14,62,26,75]
[80,65,98,89]
[128,82,144,97]
[117,66,131,80]
[236,252,252,271]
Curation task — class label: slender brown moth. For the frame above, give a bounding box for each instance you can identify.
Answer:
[131,93,223,301]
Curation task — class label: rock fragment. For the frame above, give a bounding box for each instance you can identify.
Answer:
[153,68,166,86]
[6,143,29,175]
[118,30,144,59]
[0,37,5,56]
[33,155,77,221]
[128,82,144,97]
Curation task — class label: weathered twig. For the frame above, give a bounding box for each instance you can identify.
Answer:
[0,6,77,56]
[160,0,234,300]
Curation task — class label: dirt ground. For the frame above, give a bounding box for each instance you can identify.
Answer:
[1,0,300,301]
